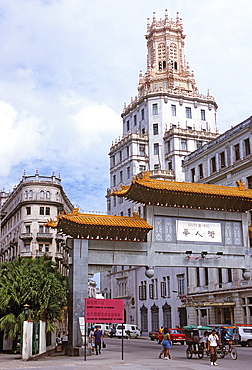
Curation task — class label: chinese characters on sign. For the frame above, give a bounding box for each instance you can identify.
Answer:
[85,298,124,323]
[176,220,222,243]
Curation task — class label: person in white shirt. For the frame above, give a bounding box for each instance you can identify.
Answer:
[208,329,219,366]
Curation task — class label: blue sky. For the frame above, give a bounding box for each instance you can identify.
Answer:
[0,0,251,213]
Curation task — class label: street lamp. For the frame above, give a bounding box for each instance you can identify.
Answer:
[24,304,30,321]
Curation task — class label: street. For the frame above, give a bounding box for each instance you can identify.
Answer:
[0,337,252,370]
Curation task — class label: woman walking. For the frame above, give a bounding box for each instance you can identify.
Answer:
[159,327,171,360]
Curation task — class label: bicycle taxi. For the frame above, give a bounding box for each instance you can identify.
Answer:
[184,325,212,359]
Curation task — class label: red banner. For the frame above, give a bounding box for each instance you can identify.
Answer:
[85,298,124,323]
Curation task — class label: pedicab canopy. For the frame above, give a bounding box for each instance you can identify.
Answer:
[45,208,152,241]
[183,325,213,331]
[111,172,252,212]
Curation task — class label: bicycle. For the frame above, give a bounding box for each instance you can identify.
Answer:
[217,342,238,360]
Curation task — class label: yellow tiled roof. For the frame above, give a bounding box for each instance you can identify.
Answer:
[111,172,252,212]
[45,209,152,241]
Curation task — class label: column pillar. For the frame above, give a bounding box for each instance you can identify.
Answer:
[67,238,89,355]
[22,321,33,360]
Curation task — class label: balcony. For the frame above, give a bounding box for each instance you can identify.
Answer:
[19,233,33,241]
[56,233,64,241]
[55,252,63,260]
[36,232,53,241]
[148,169,175,181]
[20,251,33,257]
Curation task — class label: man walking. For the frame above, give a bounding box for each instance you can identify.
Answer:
[94,326,104,355]
[208,329,219,366]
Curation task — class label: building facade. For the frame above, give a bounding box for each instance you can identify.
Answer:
[0,171,73,275]
[182,116,252,326]
[102,10,220,332]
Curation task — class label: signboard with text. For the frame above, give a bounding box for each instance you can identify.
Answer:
[176,220,222,243]
[85,298,124,323]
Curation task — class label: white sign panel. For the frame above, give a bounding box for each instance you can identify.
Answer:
[176,220,222,243]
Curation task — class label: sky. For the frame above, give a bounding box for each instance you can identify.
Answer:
[0,0,252,213]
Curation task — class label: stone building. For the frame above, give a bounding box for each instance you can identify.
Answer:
[182,115,252,326]
[0,171,73,275]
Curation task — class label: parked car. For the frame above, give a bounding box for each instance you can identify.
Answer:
[108,326,116,337]
[168,328,185,345]
[233,324,252,347]
[149,330,159,341]
[115,324,141,338]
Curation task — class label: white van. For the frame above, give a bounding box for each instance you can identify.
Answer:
[115,324,141,338]
[233,325,252,347]
[93,324,110,336]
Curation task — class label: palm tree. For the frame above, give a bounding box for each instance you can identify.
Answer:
[0,255,67,347]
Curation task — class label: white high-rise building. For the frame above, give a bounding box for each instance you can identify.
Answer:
[102,10,220,331]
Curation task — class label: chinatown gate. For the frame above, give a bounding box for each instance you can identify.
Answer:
[47,173,252,355]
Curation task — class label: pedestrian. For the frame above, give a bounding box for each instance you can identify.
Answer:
[94,326,104,355]
[89,326,95,353]
[208,329,219,366]
[159,327,171,360]
[199,331,209,353]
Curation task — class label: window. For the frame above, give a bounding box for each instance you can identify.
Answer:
[154,164,160,170]
[25,225,31,233]
[234,143,240,161]
[161,276,170,297]
[113,175,116,187]
[28,190,33,199]
[196,140,202,149]
[177,274,185,295]
[112,156,115,166]
[113,196,116,207]
[25,191,28,199]
[211,156,216,173]
[152,103,158,115]
[46,191,50,200]
[139,144,145,156]
[138,206,141,218]
[126,120,130,131]
[126,146,130,157]
[127,166,130,179]
[247,175,252,189]
[220,151,225,168]
[218,268,222,288]
[40,190,45,199]
[119,171,123,183]
[119,151,122,161]
[181,139,187,151]
[154,143,159,155]
[25,244,30,252]
[45,207,50,215]
[120,211,123,216]
[204,268,209,286]
[119,197,123,204]
[196,267,200,287]
[39,244,43,252]
[191,168,195,182]
[167,141,171,152]
[227,268,232,283]
[153,123,159,135]
[26,206,31,215]
[149,283,154,299]
[128,208,131,217]
[39,225,44,233]
[141,108,144,120]
[139,281,147,300]
[198,164,203,179]
[185,107,192,119]
[171,104,176,116]
[244,138,251,156]
[201,109,206,121]
[45,245,49,253]
[139,165,146,172]
[168,161,172,171]
[40,207,44,215]
[134,115,137,126]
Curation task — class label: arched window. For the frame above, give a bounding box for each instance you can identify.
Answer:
[24,191,28,199]
[40,190,45,199]
[28,190,33,199]
[46,191,50,200]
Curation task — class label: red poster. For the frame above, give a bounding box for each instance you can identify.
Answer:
[85,298,124,323]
